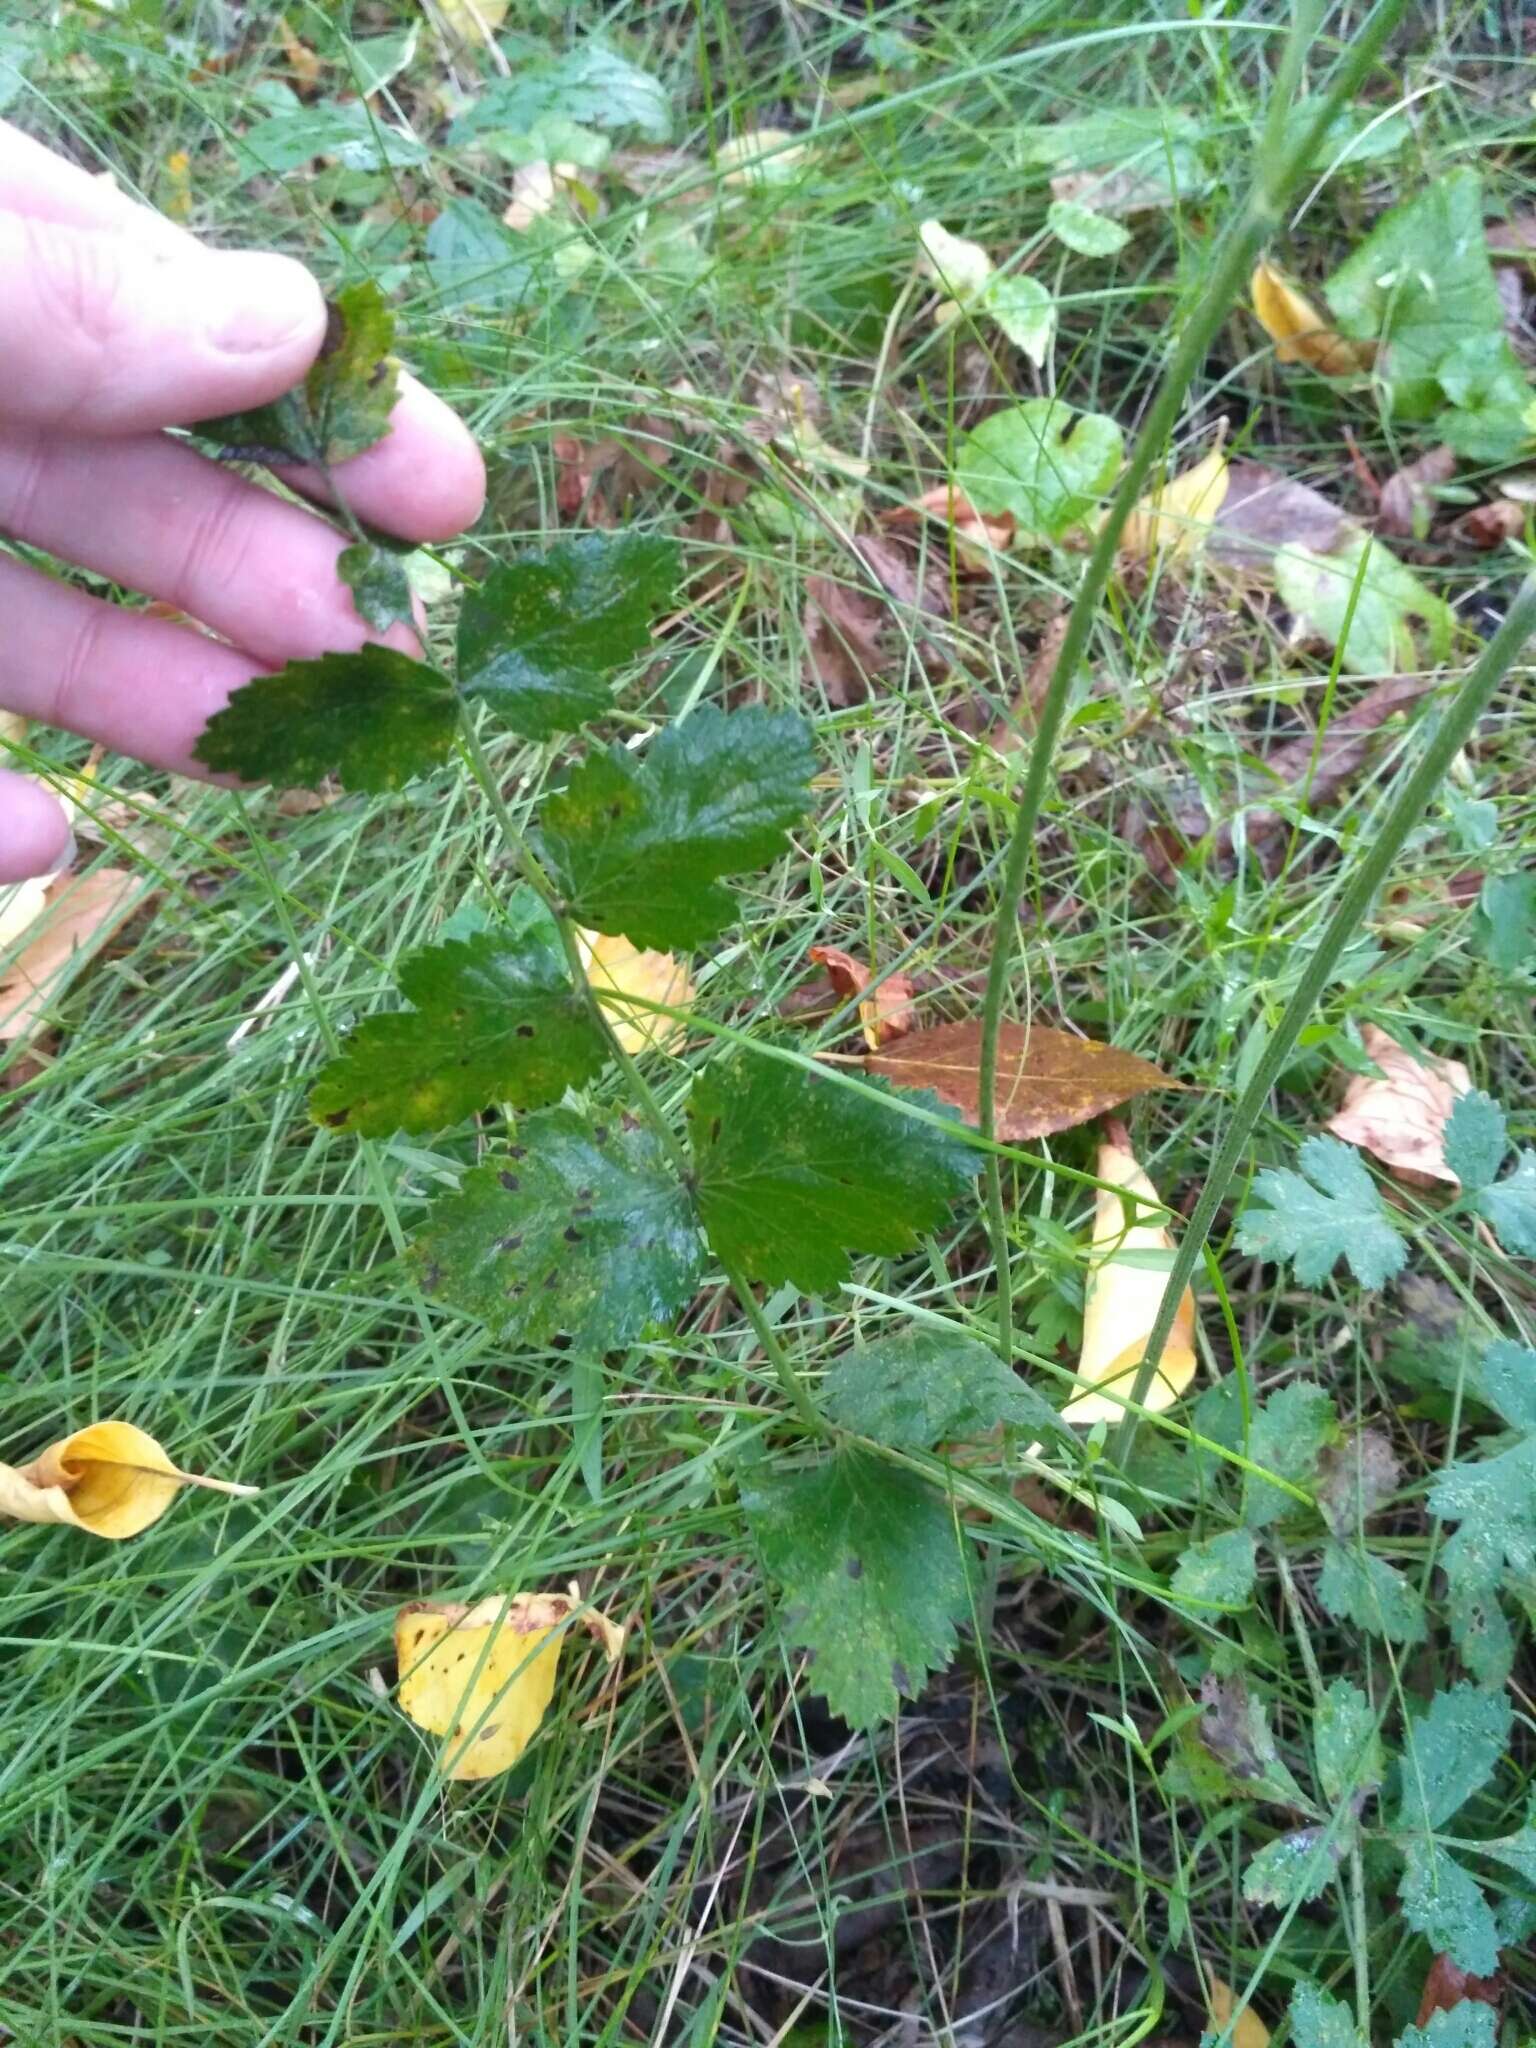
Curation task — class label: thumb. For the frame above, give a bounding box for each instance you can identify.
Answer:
[0,212,327,434]
[0,769,72,884]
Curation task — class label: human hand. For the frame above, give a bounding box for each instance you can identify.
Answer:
[0,120,485,883]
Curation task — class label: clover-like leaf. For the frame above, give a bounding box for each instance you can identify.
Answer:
[338,540,416,634]
[539,706,815,951]
[1314,1679,1382,1808]
[310,927,608,1136]
[743,1446,972,1728]
[1236,1135,1406,1289]
[823,1325,1060,1450]
[194,648,458,792]
[955,397,1124,541]
[413,1109,703,1349]
[196,280,399,466]
[1394,1685,1511,1833]
[457,534,680,740]
[689,1061,978,1294]
[1399,1840,1501,1976]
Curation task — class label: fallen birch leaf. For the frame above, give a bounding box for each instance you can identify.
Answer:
[808,943,916,1048]
[576,927,694,1056]
[1378,444,1457,541]
[0,1420,256,1540]
[1252,260,1376,376]
[395,1588,623,1781]
[1062,1132,1198,1425]
[918,220,1056,365]
[1326,1024,1470,1187]
[0,868,143,1043]
[918,219,995,303]
[1209,1975,1272,2048]
[868,1018,1177,1141]
[1120,432,1230,560]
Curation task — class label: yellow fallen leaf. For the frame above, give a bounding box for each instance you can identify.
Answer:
[162,150,193,223]
[426,0,508,44]
[1251,260,1375,376]
[577,928,695,1056]
[1326,1023,1470,1188]
[1062,1133,1198,1424]
[0,876,47,955]
[1209,1975,1272,2048]
[1121,433,1230,560]
[0,1419,257,1541]
[718,128,811,187]
[0,867,143,1043]
[918,219,995,306]
[395,1588,624,1781]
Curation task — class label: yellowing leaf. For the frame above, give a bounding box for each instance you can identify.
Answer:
[0,1420,256,1541]
[0,868,144,1043]
[394,1589,623,1781]
[868,1019,1178,1142]
[918,219,994,303]
[1326,1023,1470,1188]
[807,943,916,1050]
[1208,1975,1272,2048]
[427,0,508,45]
[576,927,695,1056]
[0,711,27,747]
[1121,434,1230,560]
[1252,260,1376,376]
[1062,1135,1198,1424]
[717,128,811,187]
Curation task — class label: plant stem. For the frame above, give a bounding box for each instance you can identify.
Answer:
[974,0,1408,1365]
[1114,577,1536,1462]
[457,718,829,1439]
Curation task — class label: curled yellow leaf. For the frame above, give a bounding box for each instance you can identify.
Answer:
[395,1589,624,1781]
[1208,1976,1272,2048]
[0,1420,257,1541]
[1061,1137,1198,1425]
[576,928,695,1056]
[1251,260,1375,376]
[1121,434,1230,560]
[918,218,994,312]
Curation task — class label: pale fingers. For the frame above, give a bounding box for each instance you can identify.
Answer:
[0,767,72,885]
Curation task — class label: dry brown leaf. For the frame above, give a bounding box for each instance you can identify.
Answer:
[1049,166,1169,217]
[0,867,143,1043]
[576,928,694,1056]
[1326,1023,1471,1187]
[1416,1954,1504,2028]
[1120,433,1230,560]
[885,484,1015,569]
[1208,1976,1272,2048]
[1208,460,1346,567]
[803,574,885,705]
[1456,499,1525,547]
[0,1419,256,1541]
[1251,261,1376,376]
[1378,445,1457,540]
[807,944,916,1049]
[395,1587,623,1781]
[868,1019,1178,1141]
[276,14,323,91]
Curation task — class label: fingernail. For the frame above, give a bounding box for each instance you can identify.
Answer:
[205,251,326,356]
[45,831,78,881]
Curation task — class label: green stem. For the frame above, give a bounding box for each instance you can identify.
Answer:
[1113,578,1536,1463]
[457,718,828,1440]
[975,0,1407,1364]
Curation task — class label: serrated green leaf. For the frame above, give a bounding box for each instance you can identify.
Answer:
[689,1062,977,1294]
[1395,1685,1511,1833]
[1317,1540,1427,1644]
[1478,1340,1536,1432]
[1439,1521,1517,1686]
[1274,532,1453,678]
[1235,1135,1406,1289]
[1427,1343,1536,1682]
[1243,1381,1339,1528]
[424,198,537,311]
[457,535,678,740]
[1243,1827,1337,1908]
[539,706,815,950]
[309,929,607,1136]
[1396,2005,1499,2048]
[1289,1983,1364,2048]
[449,41,671,145]
[196,281,400,467]
[1046,198,1130,257]
[1480,1151,1536,1256]
[1473,871,1535,973]
[1199,1675,1311,1808]
[412,1109,703,1349]
[194,648,458,792]
[743,1447,971,1727]
[338,541,416,634]
[234,102,428,179]
[955,398,1124,541]
[1444,1091,1508,1193]
[1314,1679,1383,1806]
[1399,1839,1501,1975]
[1171,1529,1258,1605]
[823,1326,1060,1450]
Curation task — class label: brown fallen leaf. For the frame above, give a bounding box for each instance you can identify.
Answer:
[1326,1023,1471,1187]
[0,867,143,1043]
[1378,444,1457,541]
[1208,1975,1272,2048]
[1049,166,1170,218]
[0,1419,256,1541]
[803,573,886,705]
[883,485,1015,570]
[1251,260,1376,376]
[807,944,916,1049]
[1456,499,1525,547]
[991,612,1071,746]
[276,12,323,92]
[1416,1954,1504,2028]
[1208,460,1346,567]
[868,1018,1178,1141]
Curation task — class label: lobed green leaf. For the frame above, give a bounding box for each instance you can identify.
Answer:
[1314,1679,1382,1808]
[194,647,458,793]
[1399,1839,1501,1976]
[195,280,399,467]
[1394,1685,1511,1833]
[1235,1135,1406,1289]
[823,1325,1061,1450]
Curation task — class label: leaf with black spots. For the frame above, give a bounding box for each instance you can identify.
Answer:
[412,1109,703,1350]
[338,540,416,634]
[310,928,608,1136]
[457,534,679,740]
[194,648,458,792]
[540,706,815,950]
[823,1325,1061,1449]
[195,281,400,467]
[689,1060,978,1294]
[743,1446,972,1728]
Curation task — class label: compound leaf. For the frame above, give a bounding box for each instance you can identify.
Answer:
[196,280,399,466]
[540,706,815,950]
[743,1446,971,1728]
[1479,1151,1536,1257]
[823,1325,1061,1449]
[1399,1840,1501,1976]
[194,647,458,792]
[457,534,679,740]
[309,927,607,1136]
[1317,1540,1427,1644]
[1443,1090,1507,1193]
[689,1061,978,1293]
[1235,1135,1406,1289]
[1397,2007,1498,2048]
[955,397,1124,541]
[1172,1528,1259,1606]
[1243,1381,1339,1528]
[1243,1828,1338,1909]
[1394,1685,1511,1833]
[413,1109,703,1349]
[1314,1679,1383,1808]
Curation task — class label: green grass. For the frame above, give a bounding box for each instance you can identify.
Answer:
[3,2,1536,2042]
